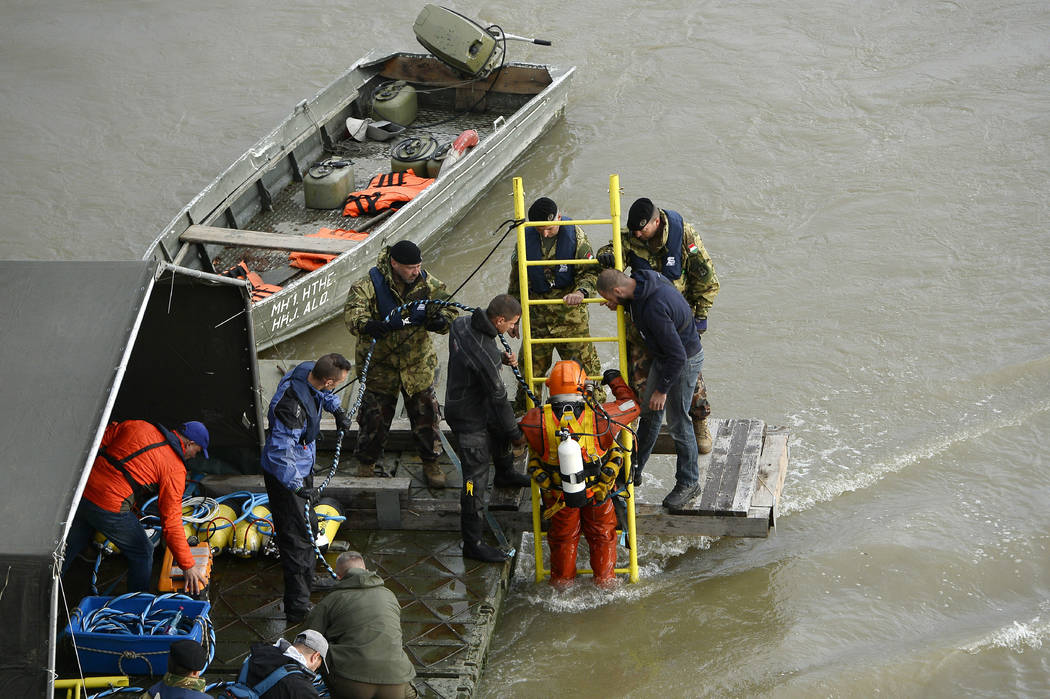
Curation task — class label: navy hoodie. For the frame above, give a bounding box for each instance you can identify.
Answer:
[627,270,702,395]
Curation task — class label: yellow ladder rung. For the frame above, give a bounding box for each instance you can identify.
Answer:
[529,335,620,344]
[523,218,613,227]
[527,297,607,306]
[523,258,599,267]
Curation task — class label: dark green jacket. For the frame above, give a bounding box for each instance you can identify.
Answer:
[304,568,415,685]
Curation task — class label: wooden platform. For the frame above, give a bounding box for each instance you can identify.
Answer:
[631,419,789,537]
[244,361,789,538]
[204,419,787,540]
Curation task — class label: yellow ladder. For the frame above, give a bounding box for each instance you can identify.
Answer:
[511,174,639,584]
[54,677,129,698]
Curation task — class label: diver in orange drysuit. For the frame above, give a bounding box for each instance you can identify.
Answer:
[519,360,641,589]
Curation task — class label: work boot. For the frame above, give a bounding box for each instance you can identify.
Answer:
[694,416,712,455]
[493,469,530,489]
[356,461,376,478]
[285,602,314,625]
[423,461,446,488]
[463,538,510,562]
[662,481,701,510]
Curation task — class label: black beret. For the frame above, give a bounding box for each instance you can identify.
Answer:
[528,197,558,222]
[389,240,422,265]
[169,639,208,672]
[627,198,656,232]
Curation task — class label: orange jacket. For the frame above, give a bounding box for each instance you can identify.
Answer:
[519,376,641,462]
[83,420,195,571]
[341,170,434,217]
[219,261,282,303]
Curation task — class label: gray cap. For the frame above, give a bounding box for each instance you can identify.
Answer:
[295,629,329,660]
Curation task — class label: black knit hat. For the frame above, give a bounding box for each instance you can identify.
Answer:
[528,197,558,222]
[168,639,208,672]
[627,197,656,232]
[389,240,422,265]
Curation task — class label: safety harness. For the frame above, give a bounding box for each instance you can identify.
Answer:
[527,404,625,519]
[96,423,183,513]
[524,220,578,293]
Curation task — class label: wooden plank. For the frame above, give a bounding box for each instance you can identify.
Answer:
[728,420,766,515]
[181,224,360,254]
[751,427,789,526]
[203,474,410,496]
[697,419,739,515]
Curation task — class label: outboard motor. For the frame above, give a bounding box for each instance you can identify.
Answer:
[413,4,551,78]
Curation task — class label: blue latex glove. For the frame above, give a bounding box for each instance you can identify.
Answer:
[408,300,428,325]
[694,317,708,335]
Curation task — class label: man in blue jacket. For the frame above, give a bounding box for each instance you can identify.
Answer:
[262,353,353,623]
[596,269,704,509]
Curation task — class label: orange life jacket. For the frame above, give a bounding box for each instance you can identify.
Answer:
[219,261,282,303]
[288,227,368,271]
[342,170,434,217]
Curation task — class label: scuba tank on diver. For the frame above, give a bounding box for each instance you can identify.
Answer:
[556,429,588,508]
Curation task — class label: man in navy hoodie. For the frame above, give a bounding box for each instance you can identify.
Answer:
[596,269,704,509]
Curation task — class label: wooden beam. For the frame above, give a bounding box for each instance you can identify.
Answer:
[181,224,359,254]
[203,474,410,496]
[751,427,790,526]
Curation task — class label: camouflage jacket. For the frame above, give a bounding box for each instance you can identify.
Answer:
[140,673,208,698]
[597,209,719,318]
[344,247,455,396]
[508,222,597,331]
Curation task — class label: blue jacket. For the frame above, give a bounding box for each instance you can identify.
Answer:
[261,361,342,490]
[628,270,702,395]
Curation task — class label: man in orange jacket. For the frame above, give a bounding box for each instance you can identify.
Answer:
[62,419,210,593]
[519,361,641,589]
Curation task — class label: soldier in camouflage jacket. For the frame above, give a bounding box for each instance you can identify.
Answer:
[597,198,720,453]
[508,197,604,413]
[344,241,456,487]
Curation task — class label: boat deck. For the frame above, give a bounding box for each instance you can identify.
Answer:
[210,103,512,286]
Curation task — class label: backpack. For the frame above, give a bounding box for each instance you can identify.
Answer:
[221,655,307,698]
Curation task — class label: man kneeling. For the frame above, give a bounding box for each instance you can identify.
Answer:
[306,552,416,699]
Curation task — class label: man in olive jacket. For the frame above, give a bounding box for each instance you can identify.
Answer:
[304,551,415,699]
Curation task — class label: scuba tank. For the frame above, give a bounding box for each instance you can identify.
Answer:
[231,504,272,558]
[557,431,588,508]
[94,531,119,555]
[195,502,238,555]
[390,136,439,175]
[313,497,345,554]
[373,80,418,126]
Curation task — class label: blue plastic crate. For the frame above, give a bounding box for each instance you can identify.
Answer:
[66,594,211,676]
